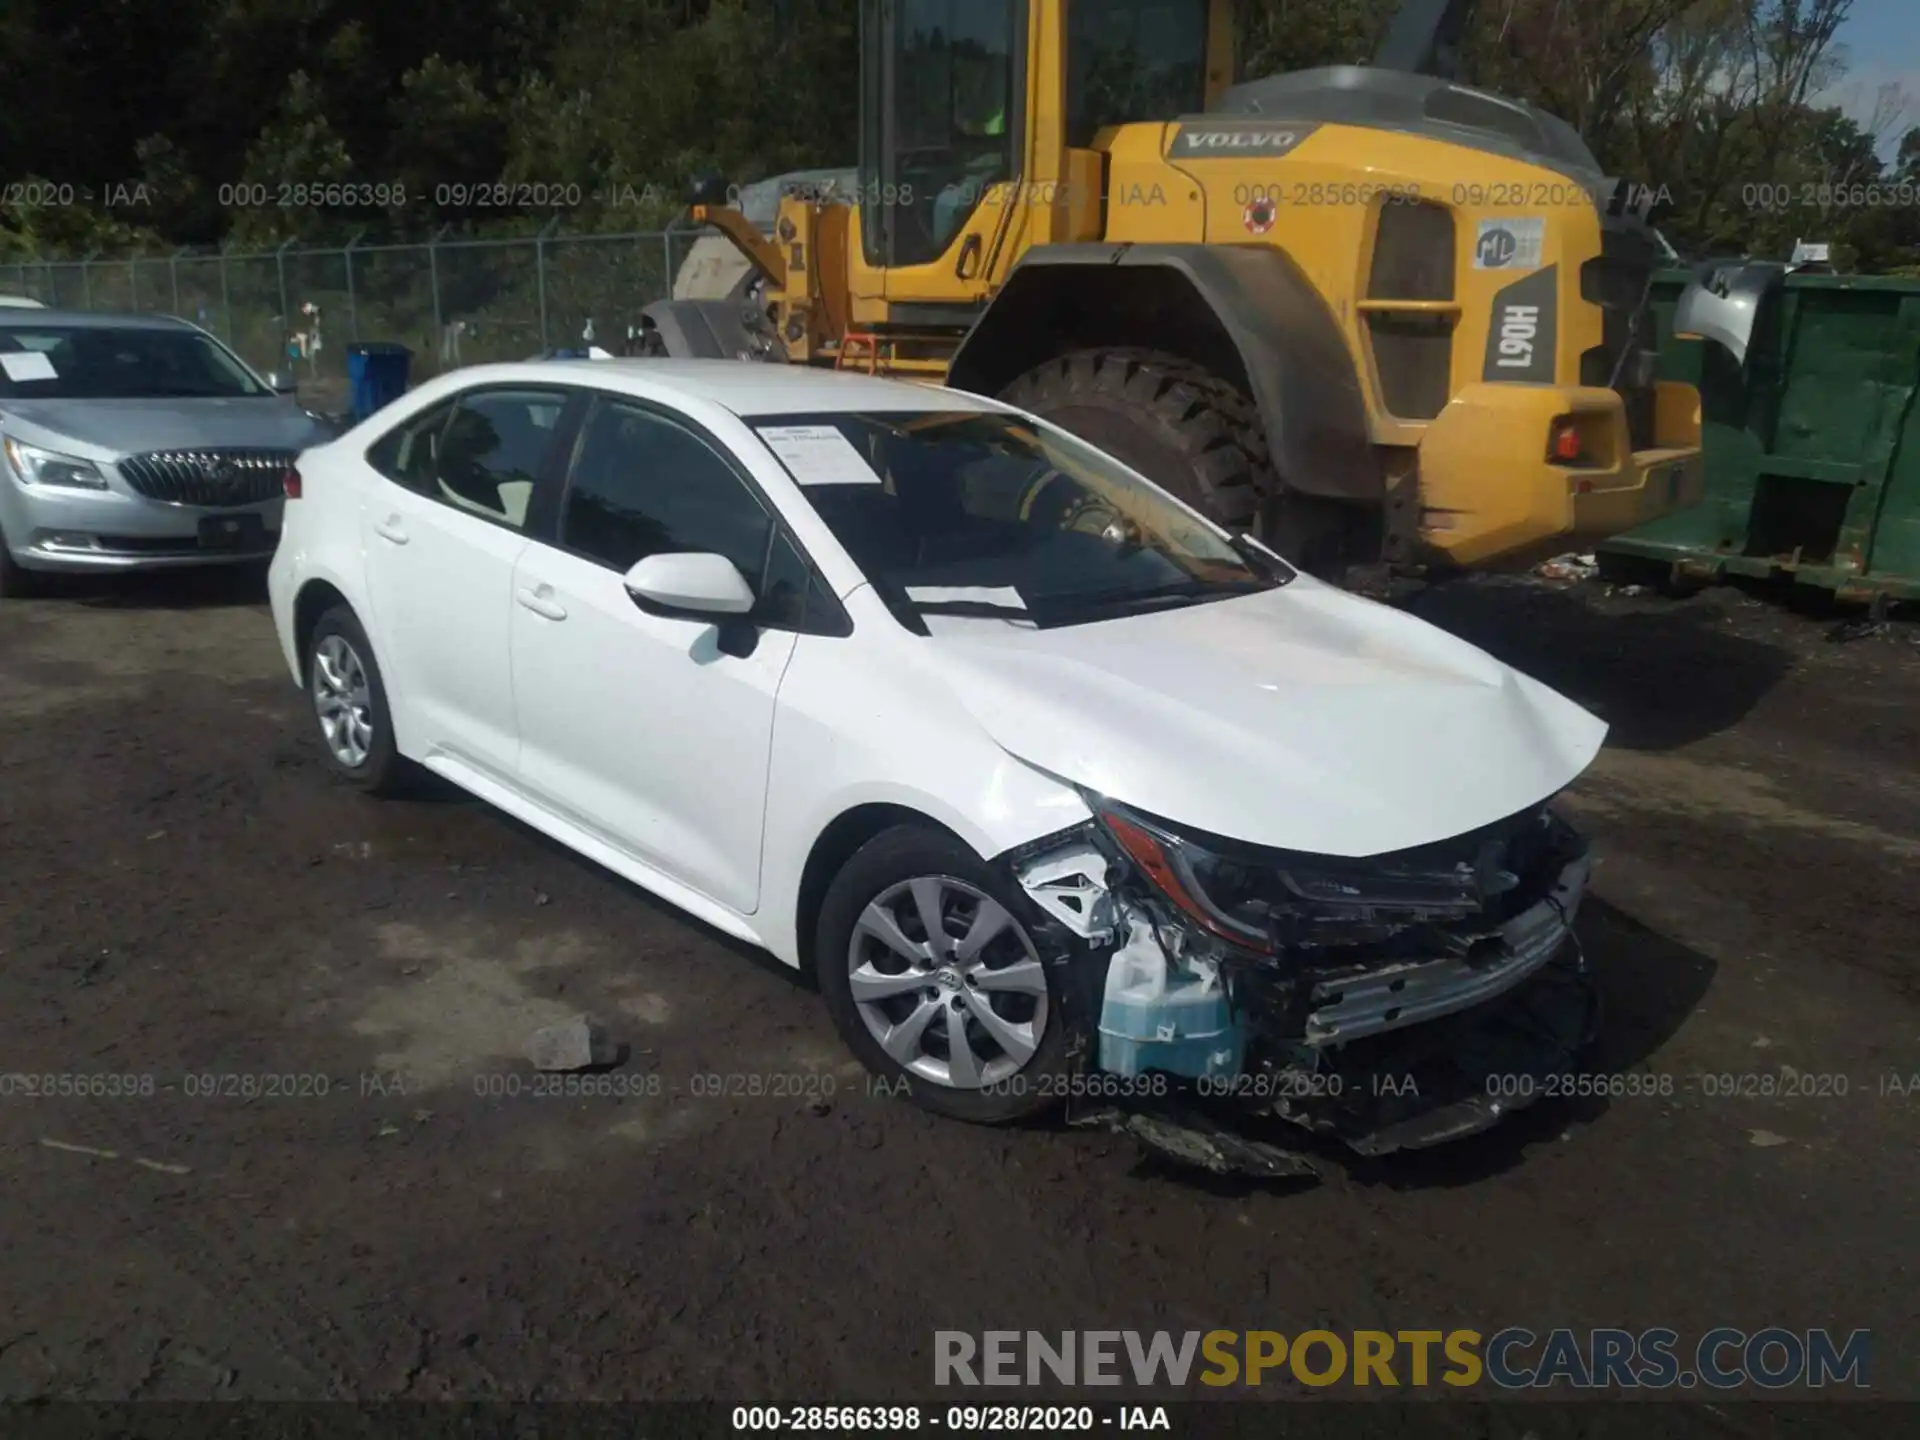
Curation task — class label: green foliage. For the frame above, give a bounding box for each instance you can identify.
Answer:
[1,0,1914,273]
[228,73,359,246]
[0,177,154,263]
[1239,0,1399,75]
[1460,0,1917,267]
[510,0,857,226]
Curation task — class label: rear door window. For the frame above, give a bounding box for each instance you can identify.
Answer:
[368,389,569,532]
[435,389,569,530]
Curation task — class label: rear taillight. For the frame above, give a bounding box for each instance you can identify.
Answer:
[1548,418,1585,465]
[283,466,303,499]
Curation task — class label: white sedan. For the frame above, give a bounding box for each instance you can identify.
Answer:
[268,359,1605,1154]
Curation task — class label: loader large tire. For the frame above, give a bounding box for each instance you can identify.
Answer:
[996,347,1363,580]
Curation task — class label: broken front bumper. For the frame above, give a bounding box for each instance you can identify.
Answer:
[1273,935,1599,1156]
[1301,849,1590,1048]
[1015,819,1601,1167]
[1071,943,1598,1178]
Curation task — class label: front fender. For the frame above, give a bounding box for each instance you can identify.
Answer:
[948,242,1381,503]
[755,627,1094,969]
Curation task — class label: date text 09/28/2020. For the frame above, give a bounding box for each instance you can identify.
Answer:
[728,1405,1167,1433]
[1484,1071,1863,1101]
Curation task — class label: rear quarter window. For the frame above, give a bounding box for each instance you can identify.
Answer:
[366,401,454,492]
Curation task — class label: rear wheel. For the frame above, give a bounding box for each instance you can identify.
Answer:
[996,347,1369,580]
[305,605,408,796]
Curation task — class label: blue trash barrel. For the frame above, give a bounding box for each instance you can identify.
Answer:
[346,343,413,422]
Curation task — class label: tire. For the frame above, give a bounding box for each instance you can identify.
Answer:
[304,604,408,796]
[996,346,1368,580]
[816,824,1075,1124]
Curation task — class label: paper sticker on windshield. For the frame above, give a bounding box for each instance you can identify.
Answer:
[0,351,57,382]
[904,585,1028,612]
[755,424,881,485]
[1474,218,1545,270]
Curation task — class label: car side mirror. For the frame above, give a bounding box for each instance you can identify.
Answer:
[622,552,756,619]
[264,369,299,394]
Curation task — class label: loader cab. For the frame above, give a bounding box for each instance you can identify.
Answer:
[859,0,1223,277]
[860,0,1026,270]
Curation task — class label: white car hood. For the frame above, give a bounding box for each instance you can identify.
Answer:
[922,578,1607,858]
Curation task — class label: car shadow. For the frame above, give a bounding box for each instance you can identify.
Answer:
[61,560,272,610]
[1334,898,1718,1193]
[392,767,488,806]
[460,801,820,991]
[1402,578,1792,751]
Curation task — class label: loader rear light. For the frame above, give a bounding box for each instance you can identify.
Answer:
[1549,419,1585,465]
[282,465,303,500]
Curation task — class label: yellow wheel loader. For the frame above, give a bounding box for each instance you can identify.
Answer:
[644,0,1707,576]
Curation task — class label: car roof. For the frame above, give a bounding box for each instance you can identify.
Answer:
[0,309,197,330]
[518,358,1004,418]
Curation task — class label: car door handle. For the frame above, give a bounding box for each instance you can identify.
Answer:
[515,586,568,621]
[374,517,409,546]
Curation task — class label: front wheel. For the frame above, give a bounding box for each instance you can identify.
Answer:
[816,825,1074,1124]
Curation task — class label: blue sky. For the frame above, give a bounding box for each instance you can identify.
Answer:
[1826,0,1919,153]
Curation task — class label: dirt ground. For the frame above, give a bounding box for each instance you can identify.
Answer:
[1,563,1915,1413]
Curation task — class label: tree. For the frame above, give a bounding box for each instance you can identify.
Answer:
[0,0,1911,274]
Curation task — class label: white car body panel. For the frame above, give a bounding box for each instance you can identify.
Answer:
[361,482,529,781]
[509,541,800,916]
[269,358,1605,981]
[421,747,771,950]
[919,576,1606,857]
[755,599,1098,966]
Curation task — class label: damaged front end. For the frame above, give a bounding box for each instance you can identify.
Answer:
[1003,797,1599,1176]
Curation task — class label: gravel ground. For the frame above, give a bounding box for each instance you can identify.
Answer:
[0,564,1914,1414]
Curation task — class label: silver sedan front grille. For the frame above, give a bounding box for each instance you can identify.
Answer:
[117,448,294,507]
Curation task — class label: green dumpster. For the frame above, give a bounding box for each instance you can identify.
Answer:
[1599,268,1920,602]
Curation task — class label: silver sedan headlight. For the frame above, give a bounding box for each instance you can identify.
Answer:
[3,435,109,489]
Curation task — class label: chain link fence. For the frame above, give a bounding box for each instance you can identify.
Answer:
[1,229,703,406]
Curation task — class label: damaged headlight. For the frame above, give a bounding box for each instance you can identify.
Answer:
[1093,801,1548,956]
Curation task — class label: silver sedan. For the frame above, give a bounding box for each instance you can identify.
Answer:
[0,310,338,596]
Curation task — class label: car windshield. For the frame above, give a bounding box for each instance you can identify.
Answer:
[745,409,1292,630]
[0,325,268,399]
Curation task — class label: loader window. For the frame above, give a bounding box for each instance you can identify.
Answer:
[885,0,1021,267]
[1065,0,1208,149]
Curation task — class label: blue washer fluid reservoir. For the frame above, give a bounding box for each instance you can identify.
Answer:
[1097,910,1244,1080]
